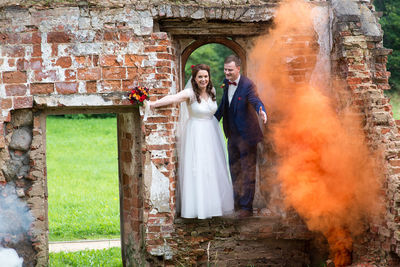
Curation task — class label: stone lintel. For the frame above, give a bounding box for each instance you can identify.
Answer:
[159,19,271,36]
[33,93,131,109]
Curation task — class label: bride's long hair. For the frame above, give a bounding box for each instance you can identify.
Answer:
[190,64,216,103]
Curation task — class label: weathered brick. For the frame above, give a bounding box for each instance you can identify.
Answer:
[34,70,57,82]
[162,81,172,87]
[157,40,171,46]
[155,74,170,80]
[390,160,400,167]
[156,61,171,67]
[5,84,28,96]
[0,32,18,44]
[127,68,139,79]
[156,66,172,74]
[64,69,76,81]
[347,77,363,85]
[55,57,72,68]
[77,68,101,80]
[8,59,15,67]
[99,55,121,67]
[29,58,43,71]
[151,32,168,40]
[2,71,27,83]
[16,58,29,71]
[122,80,137,91]
[104,31,118,41]
[146,117,170,124]
[55,82,78,94]
[144,46,168,53]
[31,32,42,44]
[86,81,97,93]
[13,96,33,109]
[99,80,121,92]
[32,44,42,57]
[148,226,161,232]
[2,45,25,57]
[120,31,139,42]
[157,53,174,60]
[30,83,54,94]
[0,98,12,109]
[125,55,148,66]
[74,56,87,67]
[47,32,71,43]
[102,67,126,80]
[20,32,34,44]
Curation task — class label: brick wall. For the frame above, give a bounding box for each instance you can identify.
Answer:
[0,4,180,265]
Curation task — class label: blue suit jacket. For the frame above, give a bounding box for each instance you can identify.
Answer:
[215,75,266,145]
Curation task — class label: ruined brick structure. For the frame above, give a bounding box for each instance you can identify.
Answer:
[0,0,399,266]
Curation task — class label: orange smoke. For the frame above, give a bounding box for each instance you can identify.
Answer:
[250,0,383,265]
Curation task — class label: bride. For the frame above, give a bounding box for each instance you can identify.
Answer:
[148,64,234,219]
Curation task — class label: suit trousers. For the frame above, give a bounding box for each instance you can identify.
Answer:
[228,134,257,211]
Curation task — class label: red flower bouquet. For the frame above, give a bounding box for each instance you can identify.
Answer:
[128,86,149,106]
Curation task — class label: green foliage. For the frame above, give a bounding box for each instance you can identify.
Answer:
[46,116,120,241]
[185,43,237,104]
[49,247,122,267]
[375,0,400,91]
[388,92,400,119]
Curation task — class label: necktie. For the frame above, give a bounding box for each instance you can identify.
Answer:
[228,81,237,86]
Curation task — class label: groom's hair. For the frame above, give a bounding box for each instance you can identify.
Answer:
[224,55,241,67]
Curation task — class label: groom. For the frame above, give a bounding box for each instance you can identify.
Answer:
[215,55,267,218]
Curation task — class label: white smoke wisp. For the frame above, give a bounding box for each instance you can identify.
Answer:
[0,247,23,267]
[0,183,34,267]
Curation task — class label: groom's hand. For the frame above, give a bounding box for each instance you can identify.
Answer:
[259,107,267,124]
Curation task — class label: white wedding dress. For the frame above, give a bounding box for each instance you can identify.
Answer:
[179,89,234,219]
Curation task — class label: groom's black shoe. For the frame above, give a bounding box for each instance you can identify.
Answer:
[237,209,252,219]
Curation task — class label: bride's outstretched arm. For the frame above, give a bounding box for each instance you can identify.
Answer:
[148,90,191,109]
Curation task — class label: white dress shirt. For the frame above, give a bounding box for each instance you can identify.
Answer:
[228,75,240,105]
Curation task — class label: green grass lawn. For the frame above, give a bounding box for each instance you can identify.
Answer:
[49,247,122,267]
[46,116,120,241]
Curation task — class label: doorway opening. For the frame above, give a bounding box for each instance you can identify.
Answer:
[46,113,121,265]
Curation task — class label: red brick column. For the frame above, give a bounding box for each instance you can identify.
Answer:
[331,2,400,264]
[118,111,145,266]
[141,32,178,261]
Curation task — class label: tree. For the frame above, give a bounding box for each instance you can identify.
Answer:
[375,0,400,92]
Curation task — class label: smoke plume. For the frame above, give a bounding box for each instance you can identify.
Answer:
[250,0,383,265]
[0,183,33,267]
[0,247,23,267]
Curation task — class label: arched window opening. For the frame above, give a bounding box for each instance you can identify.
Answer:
[184,43,237,104]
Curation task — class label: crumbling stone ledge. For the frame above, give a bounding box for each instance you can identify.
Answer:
[161,215,319,266]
